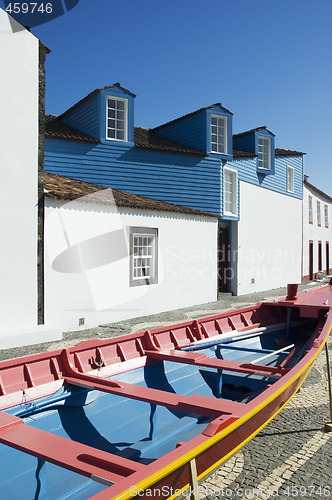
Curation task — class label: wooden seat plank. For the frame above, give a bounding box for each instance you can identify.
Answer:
[145,349,288,376]
[64,375,244,418]
[0,411,145,485]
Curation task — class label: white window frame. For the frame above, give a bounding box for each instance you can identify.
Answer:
[258,136,271,170]
[129,227,158,287]
[287,165,294,193]
[211,115,227,154]
[325,205,329,228]
[223,167,238,217]
[106,96,128,141]
[317,201,321,226]
[308,196,313,224]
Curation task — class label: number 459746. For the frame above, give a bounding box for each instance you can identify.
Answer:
[6,3,53,14]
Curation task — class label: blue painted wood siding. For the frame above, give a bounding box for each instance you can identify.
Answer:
[233,133,255,153]
[63,93,100,139]
[45,139,223,215]
[45,137,303,222]
[154,106,233,160]
[228,154,303,200]
[155,111,207,153]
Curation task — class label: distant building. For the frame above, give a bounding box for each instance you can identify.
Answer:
[44,173,218,331]
[45,84,304,296]
[302,177,332,282]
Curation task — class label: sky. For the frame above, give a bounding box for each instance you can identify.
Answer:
[3,0,332,191]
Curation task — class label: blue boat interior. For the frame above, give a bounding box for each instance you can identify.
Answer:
[0,320,316,499]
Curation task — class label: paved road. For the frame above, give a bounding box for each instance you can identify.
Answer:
[0,281,331,499]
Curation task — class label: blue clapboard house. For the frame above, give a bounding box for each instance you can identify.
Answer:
[45,83,304,295]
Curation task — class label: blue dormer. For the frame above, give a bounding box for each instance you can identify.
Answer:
[153,103,233,159]
[99,84,135,145]
[206,105,233,160]
[233,126,275,175]
[60,83,136,147]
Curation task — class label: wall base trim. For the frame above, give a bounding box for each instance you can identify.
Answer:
[0,325,62,350]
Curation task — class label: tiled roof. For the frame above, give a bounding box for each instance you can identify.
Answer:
[45,115,100,144]
[59,83,136,120]
[134,127,205,156]
[233,149,257,158]
[275,148,305,156]
[45,116,205,156]
[45,116,305,158]
[234,127,305,156]
[153,103,233,131]
[232,147,304,158]
[44,173,218,218]
[233,126,275,137]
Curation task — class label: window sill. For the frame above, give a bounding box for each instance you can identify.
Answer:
[130,278,158,287]
[257,167,274,175]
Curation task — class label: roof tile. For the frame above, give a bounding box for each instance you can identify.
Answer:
[44,172,218,218]
[134,127,205,156]
[45,115,100,144]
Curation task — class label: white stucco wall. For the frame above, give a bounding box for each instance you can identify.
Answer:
[0,10,49,347]
[44,196,218,332]
[235,181,302,295]
[302,182,332,280]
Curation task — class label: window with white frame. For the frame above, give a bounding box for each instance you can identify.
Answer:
[287,165,294,193]
[317,201,321,226]
[325,205,329,228]
[130,227,158,286]
[223,167,238,216]
[309,196,313,224]
[258,136,271,170]
[211,115,227,154]
[106,96,127,141]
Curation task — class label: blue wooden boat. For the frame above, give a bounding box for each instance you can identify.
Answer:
[0,284,331,499]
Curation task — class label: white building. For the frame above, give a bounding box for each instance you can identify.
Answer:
[44,173,219,332]
[0,9,60,348]
[302,177,332,282]
[234,180,303,296]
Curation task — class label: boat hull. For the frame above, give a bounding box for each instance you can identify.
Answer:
[0,285,331,500]
[106,355,316,500]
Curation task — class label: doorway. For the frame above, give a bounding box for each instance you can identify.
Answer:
[218,227,230,292]
[309,241,313,280]
[318,241,322,272]
[326,242,330,275]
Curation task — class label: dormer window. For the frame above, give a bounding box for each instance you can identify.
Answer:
[211,115,227,154]
[258,136,271,170]
[106,96,128,141]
